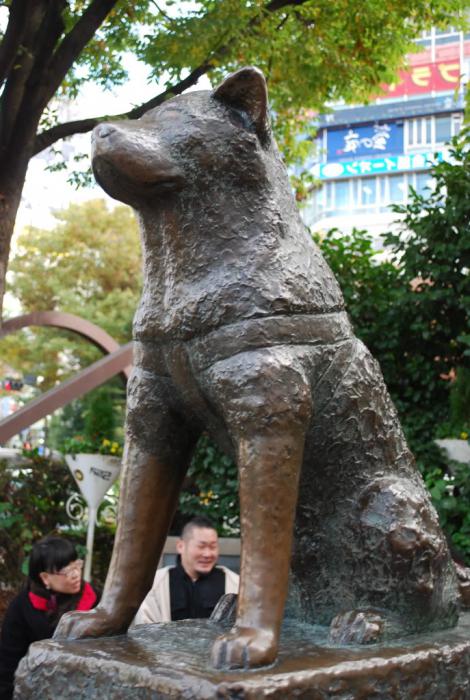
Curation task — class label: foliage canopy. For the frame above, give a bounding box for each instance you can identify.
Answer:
[0,0,468,312]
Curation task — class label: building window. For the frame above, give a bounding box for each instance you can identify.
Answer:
[305,170,436,224]
[414,172,434,198]
[406,117,432,147]
[452,113,464,137]
[405,112,462,149]
[414,27,463,56]
[435,115,452,143]
[387,174,406,204]
[415,30,432,48]
[434,27,460,45]
[325,181,333,210]
[357,177,377,208]
[335,180,350,210]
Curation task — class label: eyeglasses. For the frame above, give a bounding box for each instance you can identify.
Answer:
[54,559,84,578]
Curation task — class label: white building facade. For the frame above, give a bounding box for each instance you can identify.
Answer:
[304,27,470,239]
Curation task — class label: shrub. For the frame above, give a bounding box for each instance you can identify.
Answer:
[179,435,239,536]
[0,449,114,588]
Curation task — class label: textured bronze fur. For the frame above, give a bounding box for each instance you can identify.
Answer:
[54,67,460,669]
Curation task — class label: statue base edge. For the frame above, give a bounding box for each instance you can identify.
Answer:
[14,612,470,699]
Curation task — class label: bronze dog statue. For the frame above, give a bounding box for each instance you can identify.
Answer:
[55,67,459,668]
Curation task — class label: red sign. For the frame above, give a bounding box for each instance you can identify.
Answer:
[381,60,461,98]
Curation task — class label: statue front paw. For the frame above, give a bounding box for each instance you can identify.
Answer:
[328,609,384,645]
[211,626,277,669]
[53,607,126,641]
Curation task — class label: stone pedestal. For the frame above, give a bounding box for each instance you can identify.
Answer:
[15,613,470,699]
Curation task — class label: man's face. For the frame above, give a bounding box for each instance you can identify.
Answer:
[177,527,219,580]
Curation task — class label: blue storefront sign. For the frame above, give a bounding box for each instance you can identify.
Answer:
[313,151,443,180]
[327,122,403,160]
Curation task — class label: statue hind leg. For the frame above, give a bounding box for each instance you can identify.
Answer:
[292,338,459,642]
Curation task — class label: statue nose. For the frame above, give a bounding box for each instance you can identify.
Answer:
[94,123,115,139]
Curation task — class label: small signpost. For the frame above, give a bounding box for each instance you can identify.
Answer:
[64,453,121,581]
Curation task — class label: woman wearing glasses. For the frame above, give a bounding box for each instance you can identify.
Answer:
[0,536,97,700]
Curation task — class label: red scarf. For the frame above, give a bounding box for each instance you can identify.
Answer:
[28,582,96,612]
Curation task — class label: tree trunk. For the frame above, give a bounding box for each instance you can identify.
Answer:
[0,0,124,322]
[0,153,31,321]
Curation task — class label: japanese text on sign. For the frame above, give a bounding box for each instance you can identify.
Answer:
[327,122,403,160]
[314,152,443,180]
[382,60,460,98]
[343,125,391,153]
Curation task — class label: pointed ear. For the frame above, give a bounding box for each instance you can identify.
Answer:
[213,66,270,142]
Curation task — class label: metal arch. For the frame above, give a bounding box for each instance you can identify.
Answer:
[0,311,125,358]
[0,311,134,444]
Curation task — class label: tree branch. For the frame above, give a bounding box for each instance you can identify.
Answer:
[42,0,120,106]
[127,62,213,118]
[0,0,51,145]
[26,0,66,92]
[33,61,212,155]
[3,0,119,160]
[0,0,32,86]
[149,0,174,23]
[265,0,309,10]
[33,0,310,155]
